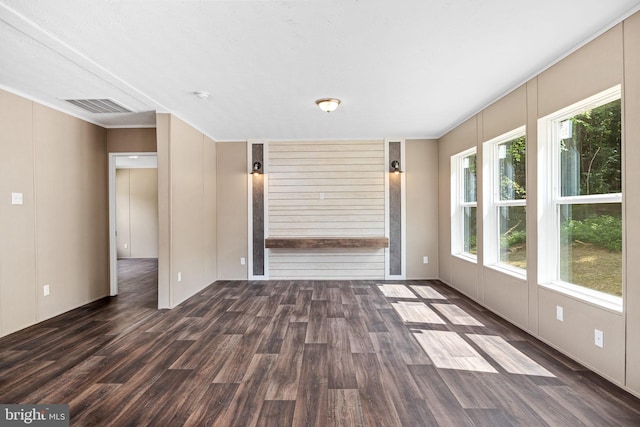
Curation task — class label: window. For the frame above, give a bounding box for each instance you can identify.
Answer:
[538,86,622,310]
[452,148,477,259]
[483,127,526,275]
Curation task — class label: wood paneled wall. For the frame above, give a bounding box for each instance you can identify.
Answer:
[267,140,385,279]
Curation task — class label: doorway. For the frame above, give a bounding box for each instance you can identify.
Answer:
[108,153,158,299]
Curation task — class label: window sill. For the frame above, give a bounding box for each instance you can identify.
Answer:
[539,281,623,314]
[452,253,477,264]
[485,263,527,281]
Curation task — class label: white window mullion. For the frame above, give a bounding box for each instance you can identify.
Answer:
[557,194,622,205]
[495,199,527,208]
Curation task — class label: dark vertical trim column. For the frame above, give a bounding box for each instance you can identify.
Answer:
[252,144,265,276]
[389,141,402,276]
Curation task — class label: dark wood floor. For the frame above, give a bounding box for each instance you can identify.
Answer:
[1,259,639,426]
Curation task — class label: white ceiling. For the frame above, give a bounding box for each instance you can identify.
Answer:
[1,1,639,141]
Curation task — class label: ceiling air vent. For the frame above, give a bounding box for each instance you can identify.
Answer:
[64,98,133,114]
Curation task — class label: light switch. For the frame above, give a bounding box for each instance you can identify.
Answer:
[11,192,23,205]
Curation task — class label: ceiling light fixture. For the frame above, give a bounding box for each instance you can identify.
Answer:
[193,91,210,100]
[315,98,341,113]
[129,155,139,159]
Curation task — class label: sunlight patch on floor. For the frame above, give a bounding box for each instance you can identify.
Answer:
[391,301,446,324]
[377,284,418,299]
[467,334,555,377]
[432,304,484,326]
[409,285,447,300]
[413,330,498,373]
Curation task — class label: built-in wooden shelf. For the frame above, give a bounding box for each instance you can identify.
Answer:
[264,237,389,249]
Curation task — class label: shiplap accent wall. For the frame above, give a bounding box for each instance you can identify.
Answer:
[268,140,385,279]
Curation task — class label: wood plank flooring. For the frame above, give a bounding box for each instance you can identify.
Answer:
[1,258,640,426]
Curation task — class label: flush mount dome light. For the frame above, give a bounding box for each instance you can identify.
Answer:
[315,98,341,113]
[193,91,210,100]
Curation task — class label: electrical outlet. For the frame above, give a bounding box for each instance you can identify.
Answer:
[178,272,182,282]
[11,192,23,205]
[594,329,604,348]
[556,305,563,321]
[124,243,128,249]
[240,257,246,265]
[423,256,429,264]
[43,284,50,296]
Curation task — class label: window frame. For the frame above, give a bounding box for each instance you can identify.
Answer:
[482,126,527,278]
[451,147,478,262]
[538,85,623,311]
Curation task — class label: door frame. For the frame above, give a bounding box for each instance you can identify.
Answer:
[108,152,158,296]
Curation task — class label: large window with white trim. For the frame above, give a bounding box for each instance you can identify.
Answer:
[452,148,477,259]
[483,127,526,274]
[538,86,622,309]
